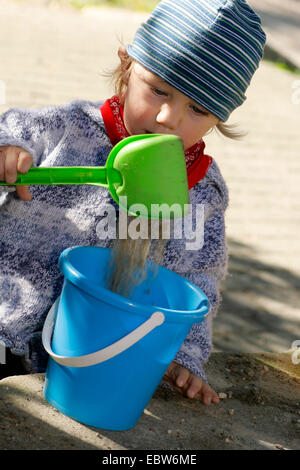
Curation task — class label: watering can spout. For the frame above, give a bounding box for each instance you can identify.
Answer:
[0,134,189,219]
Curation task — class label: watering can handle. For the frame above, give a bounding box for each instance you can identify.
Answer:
[42,300,165,368]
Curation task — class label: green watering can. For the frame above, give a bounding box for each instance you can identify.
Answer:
[0,134,189,219]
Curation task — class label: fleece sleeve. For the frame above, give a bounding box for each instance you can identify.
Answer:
[169,163,229,381]
[0,105,67,195]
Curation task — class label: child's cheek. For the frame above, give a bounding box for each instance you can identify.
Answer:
[132,104,152,127]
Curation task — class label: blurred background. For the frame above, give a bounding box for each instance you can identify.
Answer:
[0,0,300,354]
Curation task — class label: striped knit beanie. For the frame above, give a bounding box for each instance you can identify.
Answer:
[127,0,266,121]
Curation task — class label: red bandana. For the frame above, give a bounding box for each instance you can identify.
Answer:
[100,96,212,190]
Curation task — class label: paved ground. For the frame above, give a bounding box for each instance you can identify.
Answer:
[249,0,300,69]
[0,0,300,450]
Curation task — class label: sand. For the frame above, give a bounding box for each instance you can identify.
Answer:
[0,352,299,450]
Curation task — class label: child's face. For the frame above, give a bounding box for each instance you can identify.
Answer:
[122,62,219,151]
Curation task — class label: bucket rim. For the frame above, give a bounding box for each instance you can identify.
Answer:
[58,246,209,324]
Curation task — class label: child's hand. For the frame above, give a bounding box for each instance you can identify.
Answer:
[163,361,220,405]
[0,146,33,201]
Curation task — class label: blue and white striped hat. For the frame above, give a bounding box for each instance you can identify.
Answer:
[127,0,266,121]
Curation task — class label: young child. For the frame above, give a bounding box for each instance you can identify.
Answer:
[0,0,265,404]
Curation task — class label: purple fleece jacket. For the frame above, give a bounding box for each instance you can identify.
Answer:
[0,100,228,381]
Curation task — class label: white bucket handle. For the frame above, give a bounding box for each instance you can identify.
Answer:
[42,300,165,368]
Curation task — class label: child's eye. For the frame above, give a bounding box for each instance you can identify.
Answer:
[152,87,167,96]
[191,105,208,115]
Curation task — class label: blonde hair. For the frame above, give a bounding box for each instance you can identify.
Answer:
[106,53,245,140]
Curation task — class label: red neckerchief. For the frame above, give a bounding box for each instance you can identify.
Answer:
[100,95,212,190]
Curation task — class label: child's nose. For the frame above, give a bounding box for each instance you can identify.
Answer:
[156,103,183,130]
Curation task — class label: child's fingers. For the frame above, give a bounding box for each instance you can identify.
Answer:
[165,362,191,391]
[0,147,5,181]
[16,185,32,201]
[164,361,220,404]
[4,146,20,184]
[0,147,33,199]
[175,366,190,388]
[17,150,33,174]
[211,390,220,404]
[186,374,203,399]
[202,383,220,404]
[200,382,220,405]
[16,151,33,200]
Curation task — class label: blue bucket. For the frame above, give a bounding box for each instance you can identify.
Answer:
[42,246,209,430]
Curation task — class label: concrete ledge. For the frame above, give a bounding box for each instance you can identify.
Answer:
[1,352,299,450]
